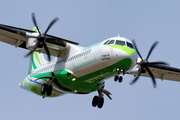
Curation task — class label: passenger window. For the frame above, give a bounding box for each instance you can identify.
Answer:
[127,42,134,49]
[115,40,125,46]
[107,40,115,45]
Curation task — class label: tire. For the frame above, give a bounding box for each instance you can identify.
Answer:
[41,83,48,95]
[118,76,123,83]
[92,96,99,107]
[98,97,104,108]
[114,75,118,82]
[46,85,53,96]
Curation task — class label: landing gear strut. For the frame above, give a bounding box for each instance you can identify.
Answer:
[92,88,112,108]
[114,68,125,83]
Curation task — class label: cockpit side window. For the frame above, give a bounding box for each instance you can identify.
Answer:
[115,40,125,46]
[127,42,134,49]
[103,40,110,45]
[107,40,115,45]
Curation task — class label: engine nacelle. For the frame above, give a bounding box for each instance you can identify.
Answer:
[128,64,141,75]
[128,59,170,76]
[26,32,42,50]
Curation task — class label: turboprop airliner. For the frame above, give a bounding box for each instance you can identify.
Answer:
[1,13,180,108]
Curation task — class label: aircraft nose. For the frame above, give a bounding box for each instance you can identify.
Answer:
[112,45,137,65]
[119,46,136,55]
[108,45,136,56]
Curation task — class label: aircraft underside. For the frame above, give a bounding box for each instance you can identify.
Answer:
[20,57,133,108]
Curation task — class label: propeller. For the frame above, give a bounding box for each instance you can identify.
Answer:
[24,13,59,61]
[129,40,164,88]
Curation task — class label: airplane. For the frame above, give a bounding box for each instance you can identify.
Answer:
[1,13,180,108]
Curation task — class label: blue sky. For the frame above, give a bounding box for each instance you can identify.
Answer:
[1,1,180,120]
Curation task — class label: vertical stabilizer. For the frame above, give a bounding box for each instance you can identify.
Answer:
[28,52,47,74]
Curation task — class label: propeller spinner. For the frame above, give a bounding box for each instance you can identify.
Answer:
[24,13,59,61]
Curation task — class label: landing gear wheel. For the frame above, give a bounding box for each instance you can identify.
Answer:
[92,96,99,107]
[118,76,123,83]
[46,85,53,96]
[114,75,118,82]
[98,97,104,108]
[92,88,112,108]
[41,83,48,95]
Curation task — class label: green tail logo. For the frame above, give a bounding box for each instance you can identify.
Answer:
[28,52,47,74]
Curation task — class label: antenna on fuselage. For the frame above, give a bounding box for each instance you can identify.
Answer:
[118,34,120,37]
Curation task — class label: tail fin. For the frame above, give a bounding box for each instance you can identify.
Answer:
[28,52,48,74]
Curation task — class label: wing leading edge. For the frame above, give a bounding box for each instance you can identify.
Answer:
[0,24,79,57]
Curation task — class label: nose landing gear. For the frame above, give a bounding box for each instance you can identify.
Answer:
[114,68,126,83]
[92,88,112,108]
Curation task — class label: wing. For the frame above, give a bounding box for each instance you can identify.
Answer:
[0,24,79,57]
[140,64,180,82]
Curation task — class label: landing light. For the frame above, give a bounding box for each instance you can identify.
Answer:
[72,78,76,81]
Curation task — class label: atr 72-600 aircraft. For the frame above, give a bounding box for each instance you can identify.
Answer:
[1,13,180,108]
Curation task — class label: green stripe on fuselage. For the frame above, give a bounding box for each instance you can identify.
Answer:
[29,58,132,94]
[34,52,42,65]
[108,44,136,55]
[31,54,37,70]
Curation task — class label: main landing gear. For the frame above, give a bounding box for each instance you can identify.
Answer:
[92,88,112,108]
[114,68,126,83]
[40,74,56,98]
[35,73,56,98]
[41,83,53,96]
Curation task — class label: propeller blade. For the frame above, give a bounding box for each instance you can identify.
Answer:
[42,41,51,61]
[24,41,40,57]
[44,17,59,35]
[25,13,58,62]
[129,67,142,85]
[130,40,159,88]
[24,50,34,58]
[145,66,156,88]
[31,13,41,35]
[132,40,143,60]
[146,41,159,61]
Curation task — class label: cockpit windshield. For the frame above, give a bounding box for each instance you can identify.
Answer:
[107,40,115,45]
[104,39,134,49]
[127,42,134,49]
[115,40,125,46]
